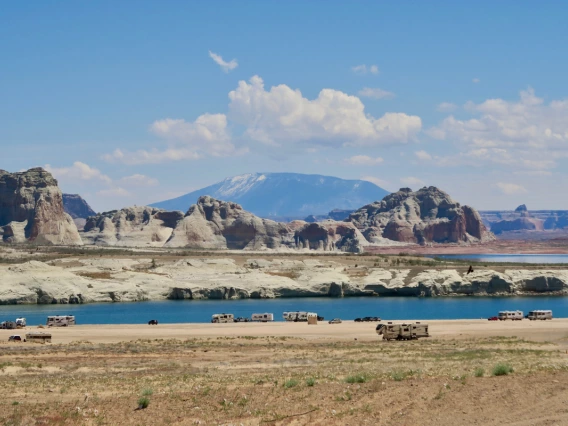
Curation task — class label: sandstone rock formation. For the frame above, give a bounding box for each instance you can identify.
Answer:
[82,207,184,247]
[346,187,494,245]
[490,205,544,235]
[166,196,293,249]
[1,257,567,305]
[0,168,82,245]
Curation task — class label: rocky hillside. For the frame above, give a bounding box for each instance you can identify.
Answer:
[150,173,389,218]
[481,205,568,235]
[82,196,369,252]
[347,187,494,244]
[0,168,82,245]
[1,257,566,304]
[63,194,96,219]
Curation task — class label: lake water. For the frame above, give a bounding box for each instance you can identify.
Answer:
[429,254,568,264]
[1,296,567,325]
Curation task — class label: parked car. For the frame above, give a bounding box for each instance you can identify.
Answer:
[148,319,158,325]
[8,335,25,342]
[488,316,499,321]
[328,318,342,324]
[317,315,325,321]
[234,317,250,323]
[371,317,381,322]
[354,318,363,322]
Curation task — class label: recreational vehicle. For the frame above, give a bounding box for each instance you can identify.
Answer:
[1,321,17,330]
[251,313,274,322]
[46,315,76,327]
[211,313,234,323]
[498,311,523,321]
[26,332,52,344]
[283,311,307,322]
[527,310,553,320]
[15,318,26,327]
[376,322,430,341]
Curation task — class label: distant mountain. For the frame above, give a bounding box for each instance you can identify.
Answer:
[150,173,390,218]
[63,194,96,219]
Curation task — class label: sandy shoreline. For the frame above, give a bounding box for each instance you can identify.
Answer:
[3,318,567,345]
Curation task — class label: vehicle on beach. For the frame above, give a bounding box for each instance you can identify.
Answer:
[16,318,26,327]
[8,335,24,342]
[148,319,158,325]
[328,318,342,324]
[26,332,52,344]
[526,310,553,320]
[498,311,523,321]
[211,313,234,323]
[251,313,274,322]
[234,317,250,323]
[487,316,499,321]
[283,311,308,322]
[355,317,380,322]
[376,322,430,341]
[1,321,17,329]
[47,315,76,327]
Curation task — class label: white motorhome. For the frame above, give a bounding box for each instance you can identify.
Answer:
[527,310,553,320]
[498,311,523,321]
[16,318,26,327]
[211,313,234,323]
[283,311,308,322]
[46,315,76,327]
[251,313,274,322]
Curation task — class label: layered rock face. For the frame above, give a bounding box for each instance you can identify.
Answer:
[346,187,494,245]
[82,207,184,247]
[63,194,96,219]
[166,196,293,249]
[0,168,82,245]
[490,205,544,235]
[1,258,567,305]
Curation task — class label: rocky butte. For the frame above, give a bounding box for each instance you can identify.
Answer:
[346,187,494,245]
[0,168,82,245]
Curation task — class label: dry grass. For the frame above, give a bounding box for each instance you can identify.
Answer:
[1,335,567,425]
[75,271,113,280]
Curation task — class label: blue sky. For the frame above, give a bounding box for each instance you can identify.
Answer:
[2,1,568,211]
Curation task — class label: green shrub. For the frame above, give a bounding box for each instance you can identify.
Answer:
[137,396,150,409]
[142,388,153,396]
[345,374,367,384]
[492,363,514,376]
[391,370,406,381]
[306,377,316,387]
[284,379,299,388]
[474,367,485,377]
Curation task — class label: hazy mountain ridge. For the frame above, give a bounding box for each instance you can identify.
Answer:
[150,173,390,218]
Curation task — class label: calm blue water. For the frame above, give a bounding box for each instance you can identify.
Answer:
[1,297,567,325]
[430,254,568,264]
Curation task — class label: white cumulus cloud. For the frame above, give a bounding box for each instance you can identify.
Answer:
[414,150,432,161]
[208,50,238,73]
[345,155,384,166]
[496,182,527,195]
[437,102,457,112]
[358,87,395,100]
[120,174,159,187]
[45,161,111,184]
[351,64,379,75]
[228,75,421,147]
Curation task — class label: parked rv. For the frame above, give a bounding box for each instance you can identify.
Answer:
[251,313,274,322]
[15,318,26,327]
[46,316,76,327]
[526,310,553,320]
[26,332,52,344]
[283,311,308,322]
[498,311,523,321]
[211,313,234,323]
[376,322,430,341]
[1,321,17,330]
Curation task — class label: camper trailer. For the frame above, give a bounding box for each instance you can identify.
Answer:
[26,332,52,344]
[1,321,17,330]
[15,318,26,327]
[527,310,553,320]
[376,322,430,341]
[283,311,308,322]
[498,311,523,321]
[46,315,76,327]
[211,313,234,323]
[251,313,274,322]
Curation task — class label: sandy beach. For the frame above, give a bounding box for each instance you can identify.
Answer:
[2,318,568,345]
